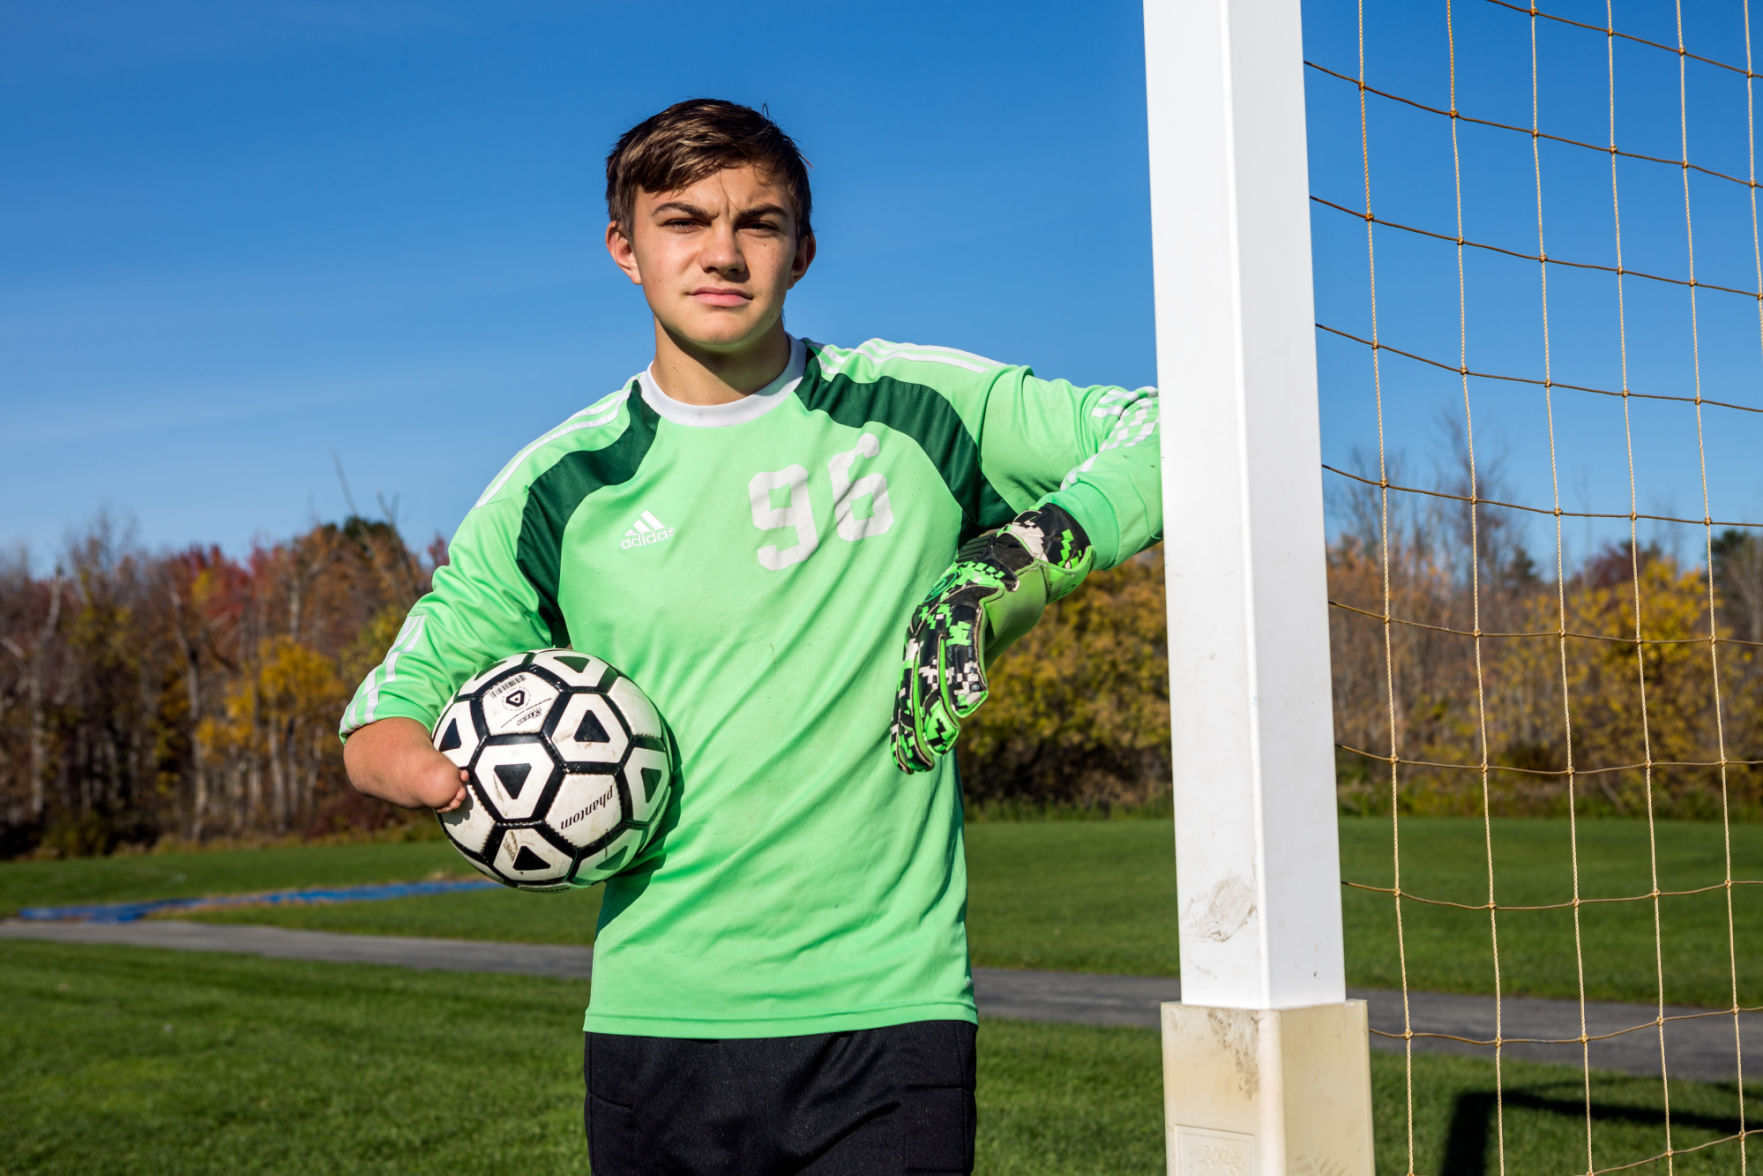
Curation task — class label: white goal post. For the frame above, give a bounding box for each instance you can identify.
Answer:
[1144,0,1375,1171]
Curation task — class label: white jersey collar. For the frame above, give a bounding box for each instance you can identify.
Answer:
[638,336,805,428]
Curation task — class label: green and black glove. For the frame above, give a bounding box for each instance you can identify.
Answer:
[891,504,1094,773]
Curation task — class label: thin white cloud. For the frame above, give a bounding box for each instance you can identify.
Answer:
[0,256,598,344]
[0,351,594,450]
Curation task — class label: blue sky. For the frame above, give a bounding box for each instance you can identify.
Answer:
[1,0,1153,564]
[1306,0,1763,566]
[2,0,1758,571]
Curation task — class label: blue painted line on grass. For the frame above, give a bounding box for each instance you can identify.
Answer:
[18,879,499,923]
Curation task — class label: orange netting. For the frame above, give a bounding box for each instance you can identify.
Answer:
[1317,1,1761,1171]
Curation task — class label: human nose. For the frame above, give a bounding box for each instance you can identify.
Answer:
[699,221,745,276]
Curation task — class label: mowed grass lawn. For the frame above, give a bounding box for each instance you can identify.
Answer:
[2,941,1161,1176]
[5,816,1756,1008]
[4,941,1758,1176]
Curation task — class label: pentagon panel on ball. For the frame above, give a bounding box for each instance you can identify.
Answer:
[431,648,674,892]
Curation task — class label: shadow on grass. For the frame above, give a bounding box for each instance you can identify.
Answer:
[1439,1082,1753,1176]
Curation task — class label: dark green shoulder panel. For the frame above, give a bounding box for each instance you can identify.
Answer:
[797,364,1013,542]
[516,391,658,646]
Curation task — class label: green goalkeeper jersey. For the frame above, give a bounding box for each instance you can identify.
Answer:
[340,336,1161,1037]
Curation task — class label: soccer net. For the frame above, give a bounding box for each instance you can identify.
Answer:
[1307,0,1763,1172]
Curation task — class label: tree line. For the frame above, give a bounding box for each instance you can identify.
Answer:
[2,500,1759,858]
[0,514,435,857]
[1323,453,1763,820]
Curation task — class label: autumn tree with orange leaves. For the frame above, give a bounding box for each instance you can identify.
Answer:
[3,504,1760,858]
[0,514,439,856]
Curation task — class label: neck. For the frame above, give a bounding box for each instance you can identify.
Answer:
[650,322,793,406]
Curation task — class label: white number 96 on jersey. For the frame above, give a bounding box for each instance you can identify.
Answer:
[431,648,674,891]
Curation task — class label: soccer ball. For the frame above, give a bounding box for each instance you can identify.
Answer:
[431,648,673,891]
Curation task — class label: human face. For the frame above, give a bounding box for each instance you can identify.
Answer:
[606,163,815,359]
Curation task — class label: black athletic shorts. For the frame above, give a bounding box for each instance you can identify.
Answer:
[583,1019,977,1175]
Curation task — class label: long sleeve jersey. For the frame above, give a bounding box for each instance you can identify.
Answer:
[340,336,1161,1037]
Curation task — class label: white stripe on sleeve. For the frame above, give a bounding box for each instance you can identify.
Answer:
[361,614,427,725]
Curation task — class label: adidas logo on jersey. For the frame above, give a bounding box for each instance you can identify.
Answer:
[620,510,675,549]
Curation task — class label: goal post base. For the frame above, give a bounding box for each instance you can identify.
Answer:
[1161,999,1373,1175]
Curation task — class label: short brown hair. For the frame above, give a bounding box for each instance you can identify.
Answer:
[605,98,812,238]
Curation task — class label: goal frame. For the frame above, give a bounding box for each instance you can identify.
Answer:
[1144,0,1374,1170]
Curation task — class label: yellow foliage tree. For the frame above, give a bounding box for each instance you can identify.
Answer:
[197,636,345,831]
[1543,555,1755,815]
[959,551,1171,811]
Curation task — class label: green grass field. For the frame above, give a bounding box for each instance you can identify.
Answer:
[0,839,474,916]
[3,941,1756,1175]
[1343,817,1763,1011]
[1,941,1161,1176]
[7,817,1756,1008]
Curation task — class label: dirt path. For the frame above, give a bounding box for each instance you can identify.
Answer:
[4,918,1753,1083]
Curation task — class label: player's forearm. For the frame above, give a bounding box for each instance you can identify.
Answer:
[1046,387,1162,569]
[972,372,1162,570]
[343,717,464,809]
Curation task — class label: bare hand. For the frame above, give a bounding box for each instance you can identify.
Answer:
[345,717,473,811]
[429,765,471,814]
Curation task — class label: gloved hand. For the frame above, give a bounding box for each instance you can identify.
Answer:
[891,504,1094,773]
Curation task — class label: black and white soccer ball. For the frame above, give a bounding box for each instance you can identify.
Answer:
[431,648,673,891]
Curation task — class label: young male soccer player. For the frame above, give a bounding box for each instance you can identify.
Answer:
[341,98,1161,1174]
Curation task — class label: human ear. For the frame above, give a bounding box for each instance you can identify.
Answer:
[606,221,643,286]
[787,231,816,289]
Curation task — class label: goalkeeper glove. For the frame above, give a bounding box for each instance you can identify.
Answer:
[891,504,1094,773]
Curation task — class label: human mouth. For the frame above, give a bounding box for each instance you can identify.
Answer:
[691,288,751,308]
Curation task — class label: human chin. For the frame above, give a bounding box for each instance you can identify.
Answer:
[668,305,767,350]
